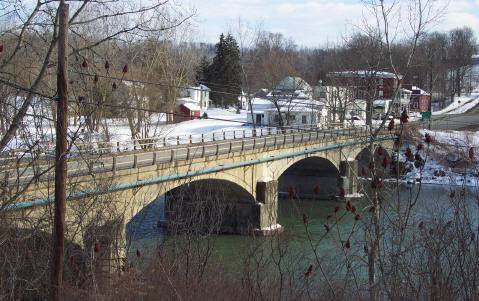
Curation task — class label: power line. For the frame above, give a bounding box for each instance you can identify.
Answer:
[4,71,479,129]
[71,70,343,110]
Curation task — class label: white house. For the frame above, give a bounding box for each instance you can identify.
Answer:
[247,97,326,127]
[246,77,327,127]
[239,89,270,110]
[246,97,273,126]
[177,84,211,110]
[264,99,327,127]
[345,99,367,121]
[372,88,412,119]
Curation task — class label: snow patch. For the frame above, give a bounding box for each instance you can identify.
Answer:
[433,92,479,115]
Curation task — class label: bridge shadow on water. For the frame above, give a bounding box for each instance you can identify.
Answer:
[126,179,258,257]
[278,156,340,200]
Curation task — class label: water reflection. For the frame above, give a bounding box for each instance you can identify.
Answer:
[126,183,479,268]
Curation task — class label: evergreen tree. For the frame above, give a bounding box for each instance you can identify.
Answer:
[195,55,210,84]
[208,33,242,107]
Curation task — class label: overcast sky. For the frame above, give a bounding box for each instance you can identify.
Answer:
[187,0,479,47]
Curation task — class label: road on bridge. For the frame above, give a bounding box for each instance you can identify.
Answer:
[1,126,381,187]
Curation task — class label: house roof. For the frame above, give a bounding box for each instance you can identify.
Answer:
[185,84,210,91]
[198,84,210,91]
[273,76,312,92]
[265,98,325,112]
[254,88,269,98]
[411,86,430,96]
[264,106,320,113]
[176,97,198,105]
[328,70,402,79]
[181,103,201,111]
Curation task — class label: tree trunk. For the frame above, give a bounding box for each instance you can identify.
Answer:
[456,69,462,97]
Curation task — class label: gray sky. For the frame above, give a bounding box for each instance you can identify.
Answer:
[187,0,479,47]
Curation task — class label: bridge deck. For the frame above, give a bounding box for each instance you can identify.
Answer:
[1,126,393,187]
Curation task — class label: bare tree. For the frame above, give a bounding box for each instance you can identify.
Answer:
[447,27,477,98]
[0,0,193,152]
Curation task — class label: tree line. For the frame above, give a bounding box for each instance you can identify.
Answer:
[200,26,477,108]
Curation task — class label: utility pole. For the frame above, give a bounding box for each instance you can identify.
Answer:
[51,1,69,300]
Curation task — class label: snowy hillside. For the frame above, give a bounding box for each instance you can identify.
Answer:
[433,92,479,115]
[399,130,479,187]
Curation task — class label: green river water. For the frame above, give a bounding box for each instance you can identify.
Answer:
[127,183,479,276]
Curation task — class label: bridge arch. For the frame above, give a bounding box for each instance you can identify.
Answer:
[126,178,258,245]
[277,156,340,199]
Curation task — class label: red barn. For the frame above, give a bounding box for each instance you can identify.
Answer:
[174,103,201,123]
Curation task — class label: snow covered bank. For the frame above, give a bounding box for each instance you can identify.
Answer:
[398,129,479,187]
[433,92,479,115]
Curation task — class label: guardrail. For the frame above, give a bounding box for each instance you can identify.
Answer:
[1,125,393,185]
[0,124,358,163]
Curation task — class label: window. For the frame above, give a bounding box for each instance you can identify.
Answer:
[302,115,307,124]
[274,114,279,122]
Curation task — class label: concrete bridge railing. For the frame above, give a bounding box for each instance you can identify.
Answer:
[0,124,336,162]
[2,125,380,185]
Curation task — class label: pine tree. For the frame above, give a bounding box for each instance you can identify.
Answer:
[208,33,242,107]
[195,55,210,84]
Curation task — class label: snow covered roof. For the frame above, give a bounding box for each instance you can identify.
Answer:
[254,89,269,98]
[247,97,274,114]
[273,76,312,92]
[181,103,201,111]
[276,98,325,107]
[410,86,429,96]
[264,106,319,113]
[250,97,272,105]
[198,84,210,91]
[264,98,325,112]
[185,84,210,91]
[328,70,402,79]
[176,97,198,105]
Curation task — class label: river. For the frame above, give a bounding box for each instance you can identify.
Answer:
[126,183,479,277]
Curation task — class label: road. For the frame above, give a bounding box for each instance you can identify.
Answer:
[0,126,378,186]
[416,104,479,131]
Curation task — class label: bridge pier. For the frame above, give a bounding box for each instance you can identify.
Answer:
[84,218,125,279]
[253,178,282,236]
[339,159,359,196]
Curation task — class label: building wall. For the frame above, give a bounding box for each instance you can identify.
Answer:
[409,95,431,112]
[182,87,210,110]
[173,105,200,123]
[265,110,320,127]
[327,76,399,100]
[247,112,267,126]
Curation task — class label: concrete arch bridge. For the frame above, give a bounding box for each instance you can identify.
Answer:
[3,126,394,269]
